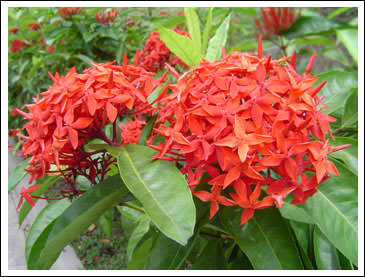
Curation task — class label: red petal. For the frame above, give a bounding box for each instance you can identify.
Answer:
[326,160,340,176]
[194,190,212,202]
[255,196,275,209]
[256,63,266,84]
[215,135,237,148]
[240,208,254,225]
[214,76,228,90]
[209,201,219,219]
[68,127,78,149]
[238,143,249,162]
[106,102,118,122]
[111,94,132,104]
[257,36,263,58]
[224,166,241,189]
[71,117,93,129]
[249,185,261,203]
[88,94,97,116]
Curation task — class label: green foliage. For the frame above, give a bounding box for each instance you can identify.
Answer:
[8,158,29,193]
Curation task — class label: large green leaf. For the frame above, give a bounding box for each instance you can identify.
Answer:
[341,88,358,129]
[205,13,231,61]
[184,7,201,55]
[202,7,213,55]
[220,207,303,269]
[313,226,341,269]
[336,28,358,63]
[281,16,352,39]
[329,137,358,176]
[108,144,195,246]
[127,215,151,262]
[138,115,157,146]
[97,209,113,237]
[8,158,29,193]
[315,71,358,114]
[159,26,201,67]
[25,199,71,260]
[279,202,315,224]
[19,175,61,226]
[328,7,353,19]
[27,175,130,269]
[300,160,358,266]
[127,236,154,270]
[145,230,199,269]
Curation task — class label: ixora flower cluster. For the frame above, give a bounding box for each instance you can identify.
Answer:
[148,39,349,224]
[14,55,161,207]
[135,29,190,73]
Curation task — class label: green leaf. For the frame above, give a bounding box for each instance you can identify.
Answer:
[73,54,93,66]
[127,236,154,270]
[328,7,353,19]
[19,175,60,226]
[159,26,201,67]
[291,36,336,48]
[220,207,303,269]
[337,249,354,270]
[25,199,71,261]
[341,88,358,129]
[280,202,315,224]
[188,237,227,269]
[97,209,113,237]
[300,160,358,266]
[202,7,213,55]
[313,226,341,269]
[184,7,201,55]
[108,144,195,245]
[127,215,151,262]
[205,13,231,61]
[27,175,130,269]
[315,71,358,114]
[282,16,353,39]
[232,7,257,17]
[228,250,254,270]
[116,42,125,65]
[145,230,199,269]
[138,115,157,146]
[336,28,358,63]
[8,158,29,193]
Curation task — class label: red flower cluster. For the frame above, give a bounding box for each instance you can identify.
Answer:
[255,8,301,39]
[95,9,118,25]
[135,29,190,73]
[48,45,56,53]
[149,39,349,224]
[58,7,81,19]
[10,39,28,52]
[16,56,161,207]
[9,27,19,34]
[28,23,40,31]
[120,117,146,145]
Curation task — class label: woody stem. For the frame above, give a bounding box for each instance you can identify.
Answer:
[279,35,288,56]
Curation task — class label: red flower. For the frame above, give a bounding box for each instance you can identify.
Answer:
[9,27,19,34]
[60,41,66,45]
[28,23,40,31]
[159,11,171,16]
[254,8,301,39]
[58,7,81,19]
[48,45,56,53]
[150,38,349,225]
[176,11,184,16]
[108,10,118,22]
[16,184,40,210]
[120,117,146,145]
[95,10,108,24]
[9,129,19,137]
[10,39,28,52]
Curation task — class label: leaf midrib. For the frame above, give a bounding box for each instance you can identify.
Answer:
[120,146,185,243]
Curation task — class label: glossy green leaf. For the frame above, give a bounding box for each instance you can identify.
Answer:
[228,250,253,270]
[19,175,60,226]
[27,175,130,269]
[188,237,227,269]
[279,202,315,224]
[117,205,144,240]
[145,230,199,269]
[8,158,29,193]
[108,144,195,245]
[313,226,341,269]
[220,207,303,269]
[127,236,154,270]
[341,88,358,129]
[184,7,201,55]
[281,16,352,39]
[315,71,358,114]
[138,115,157,146]
[328,7,353,19]
[205,14,231,61]
[127,215,151,262]
[337,28,358,63]
[159,26,201,67]
[97,209,113,237]
[202,7,213,55]
[25,199,71,260]
[338,249,354,270]
[300,160,358,266]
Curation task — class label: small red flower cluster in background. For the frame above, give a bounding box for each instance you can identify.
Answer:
[135,29,190,73]
[28,23,41,31]
[15,55,162,208]
[255,8,301,40]
[120,117,146,145]
[58,7,81,19]
[149,38,349,224]
[10,39,29,52]
[159,11,171,17]
[95,9,118,25]
[48,45,56,53]
[9,27,19,34]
